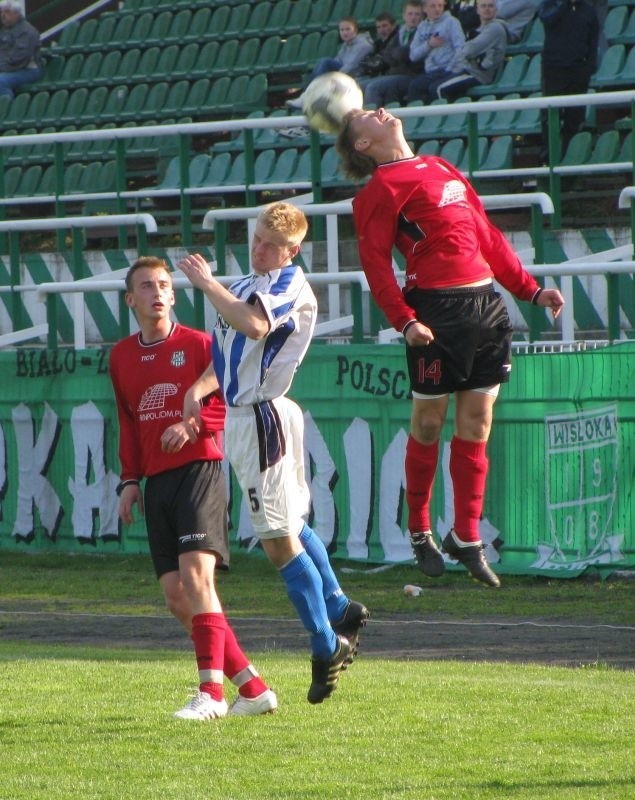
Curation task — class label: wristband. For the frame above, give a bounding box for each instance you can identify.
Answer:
[116,479,140,496]
[531,288,543,305]
[402,320,417,336]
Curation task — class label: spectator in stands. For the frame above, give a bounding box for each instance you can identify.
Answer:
[0,0,42,99]
[355,12,401,92]
[364,2,425,107]
[495,0,539,43]
[449,0,482,37]
[405,0,466,104]
[286,17,373,109]
[435,0,509,101]
[538,0,598,160]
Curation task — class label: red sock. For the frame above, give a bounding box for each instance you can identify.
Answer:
[405,436,439,534]
[191,612,226,702]
[223,618,268,699]
[450,436,488,543]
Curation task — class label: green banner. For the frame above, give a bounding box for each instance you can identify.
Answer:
[0,344,633,578]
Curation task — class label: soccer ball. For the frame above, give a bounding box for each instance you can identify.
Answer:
[301,72,364,134]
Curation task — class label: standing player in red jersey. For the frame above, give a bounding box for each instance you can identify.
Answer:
[110,256,276,719]
[336,108,565,587]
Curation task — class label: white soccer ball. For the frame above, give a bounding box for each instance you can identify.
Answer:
[301,72,364,134]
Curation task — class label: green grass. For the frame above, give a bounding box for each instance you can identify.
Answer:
[1,552,634,799]
[0,550,632,623]
[0,643,633,800]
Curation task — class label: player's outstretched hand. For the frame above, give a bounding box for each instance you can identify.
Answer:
[536,288,565,319]
[160,421,198,454]
[177,253,214,290]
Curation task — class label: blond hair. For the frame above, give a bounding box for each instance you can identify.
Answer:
[257,202,308,247]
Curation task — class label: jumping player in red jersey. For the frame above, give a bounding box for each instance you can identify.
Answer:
[110,256,276,719]
[336,108,564,587]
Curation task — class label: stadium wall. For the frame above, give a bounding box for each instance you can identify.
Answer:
[0,343,632,579]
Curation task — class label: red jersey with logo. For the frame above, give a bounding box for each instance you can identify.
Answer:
[109,323,224,481]
[352,155,540,332]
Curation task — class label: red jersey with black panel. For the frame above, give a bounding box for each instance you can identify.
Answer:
[110,323,224,481]
[352,155,540,332]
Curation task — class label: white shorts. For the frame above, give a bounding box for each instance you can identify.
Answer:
[224,396,310,539]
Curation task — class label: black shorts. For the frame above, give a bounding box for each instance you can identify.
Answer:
[144,460,229,579]
[405,284,513,395]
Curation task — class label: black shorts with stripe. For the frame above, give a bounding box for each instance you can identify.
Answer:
[405,284,514,395]
[144,459,229,578]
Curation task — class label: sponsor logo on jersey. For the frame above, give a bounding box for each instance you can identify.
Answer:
[141,353,156,362]
[438,180,467,208]
[138,382,178,413]
[171,350,186,368]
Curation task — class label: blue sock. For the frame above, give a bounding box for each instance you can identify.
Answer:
[298,523,349,623]
[279,551,337,659]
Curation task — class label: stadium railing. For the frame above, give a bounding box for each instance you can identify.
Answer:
[0,90,633,237]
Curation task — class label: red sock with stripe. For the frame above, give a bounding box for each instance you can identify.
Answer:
[223,618,268,699]
[191,612,226,702]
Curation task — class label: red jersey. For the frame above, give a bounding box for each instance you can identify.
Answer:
[352,155,540,332]
[109,323,225,481]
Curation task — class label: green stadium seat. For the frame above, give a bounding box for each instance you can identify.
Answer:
[439,98,471,138]
[285,0,312,34]
[154,45,179,79]
[22,91,50,128]
[480,93,520,136]
[1,165,22,196]
[172,43,200,79]
[272,34,304,73]
[203,77,231,115]
[231,38,260,76]
[252,148,277,184]
[604,5,629,42]
[439,137,465,167]
[127,12,155,47]
[205,6,231,40]
[67,18,99,53]
[15,164,43,196]
[478,135,513,170]
[59,53,84,84]
[469,54,529,97]
[414,98,448,139]
[265,0,292,32]
[331,0,355,20]
[131,46,161,82]
[588,129,621,163]
[513,92,541,135]
[618,130,634,161]
[163,9,193,45]
[316,29,341,59]
[614,8,635,44]
[196,151,232,188]
[253,36,282,71]
[613,43,635,84]
[264,147,300,186]
[161,80,191,117]
[243,2,273,37]
[83,86,109,120]
[224,4,251,37]
[144,10,173,46]
[112,48,141,82]
[221,152,247,189]
[185,7,212,43]
[56,21,80,49]
[195,41,220,75]
[321,145,349,188]
[592,43,626,87]
[458,136,488,171]
[40,89,69,126]
[111,13,135,44]
[417,139,441,156]
[137,82,169,121]
[98,85,131,124]
[517,53,541,93]
[94,50,122,86]
[187,153,213,187]
[560,131,593,165]
[210,40,239,77]
[182,79,211,115]
[506,15,544,55]
[3,93,30,128]
[301,1,335,33]
[237,73,268,113]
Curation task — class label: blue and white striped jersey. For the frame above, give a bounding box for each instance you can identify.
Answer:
[212,264,317,407]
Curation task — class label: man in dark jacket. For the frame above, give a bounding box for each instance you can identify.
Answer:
[0,0,43,99]
[363,2,424,106]
[539,0,599,159]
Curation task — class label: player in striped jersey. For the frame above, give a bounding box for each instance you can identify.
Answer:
[178,202,369,705]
